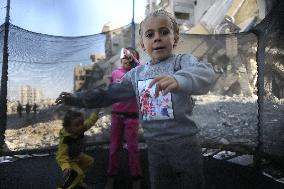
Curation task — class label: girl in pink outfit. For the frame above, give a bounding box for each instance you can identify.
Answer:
[105,47,142,189]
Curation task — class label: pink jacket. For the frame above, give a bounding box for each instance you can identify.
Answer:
[111,67,139,113]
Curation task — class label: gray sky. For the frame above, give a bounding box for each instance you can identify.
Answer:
[1,0,147,36]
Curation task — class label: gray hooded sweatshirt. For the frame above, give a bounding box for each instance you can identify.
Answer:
[71,54,215,141]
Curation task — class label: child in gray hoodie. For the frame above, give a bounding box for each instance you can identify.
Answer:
[56,9,215,189]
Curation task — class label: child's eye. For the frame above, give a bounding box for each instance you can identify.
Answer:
[161,29,170,36]
[145,32,154,38]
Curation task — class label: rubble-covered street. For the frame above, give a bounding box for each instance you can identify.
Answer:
[4,94,283,159]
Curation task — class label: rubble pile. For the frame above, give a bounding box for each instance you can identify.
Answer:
[193,95,258,148]
[5,116,112,151]
[5,120,62,150]
[4,95,283,158]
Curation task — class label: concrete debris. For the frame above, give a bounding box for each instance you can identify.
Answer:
[189,0,258,34]
[220,138,230,145]
[200,0,234,33]
[4,94,284,158]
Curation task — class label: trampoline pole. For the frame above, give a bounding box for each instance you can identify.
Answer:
[252,29,266,169]
[0,0,10,152]
[131,0,135,49]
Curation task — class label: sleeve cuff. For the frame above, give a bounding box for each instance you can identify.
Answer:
[60,162,71,170]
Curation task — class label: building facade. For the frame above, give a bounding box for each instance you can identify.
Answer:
[73,64,93,92]
[19,85,43,105]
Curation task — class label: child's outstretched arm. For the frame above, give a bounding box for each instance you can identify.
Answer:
[83,112,99,131]
[55,79,136,108]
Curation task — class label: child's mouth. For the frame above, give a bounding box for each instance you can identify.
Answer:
[153,47,165,51]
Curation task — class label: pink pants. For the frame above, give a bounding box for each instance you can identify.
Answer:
[107,114,141,177]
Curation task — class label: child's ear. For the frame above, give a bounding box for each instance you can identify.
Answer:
[140,40,146,51]
[173,35,179,48]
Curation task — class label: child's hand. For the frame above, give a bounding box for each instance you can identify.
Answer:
[148,75,179,98]
[63,168,72,178]
[125,53,134,61]
[121,48,134,60]
[55,92,73,105]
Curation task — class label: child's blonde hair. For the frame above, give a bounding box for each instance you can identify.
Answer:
[139,9,179,38]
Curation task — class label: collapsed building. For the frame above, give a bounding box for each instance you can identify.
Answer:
[76,0,276,99]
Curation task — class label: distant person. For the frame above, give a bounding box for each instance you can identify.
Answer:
[105,47,142,189]
[55,9,215,189]
[32,103,38,115]
[25,103,31,116]
[16,101,23,118]
[56,110,99,189]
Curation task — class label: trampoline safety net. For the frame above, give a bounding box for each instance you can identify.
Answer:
[0,0,283,162]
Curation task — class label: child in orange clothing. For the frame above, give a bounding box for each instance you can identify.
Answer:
[56,110,98,189]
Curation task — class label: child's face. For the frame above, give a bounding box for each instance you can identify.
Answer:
[140,16,178,64]
[121,57,133,70]
[67,115,85,135]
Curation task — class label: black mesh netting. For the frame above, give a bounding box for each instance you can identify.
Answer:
[0,24,106,98]
[0,1,283,161]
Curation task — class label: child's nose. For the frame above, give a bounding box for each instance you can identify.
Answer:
[154,32,162,42]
